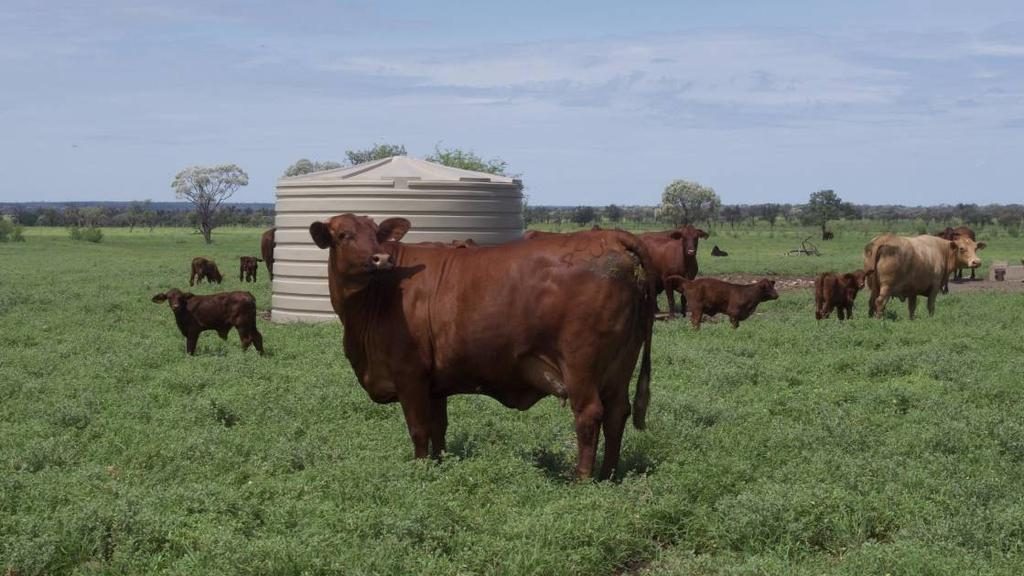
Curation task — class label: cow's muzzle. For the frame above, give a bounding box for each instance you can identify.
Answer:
[370,253,393,270]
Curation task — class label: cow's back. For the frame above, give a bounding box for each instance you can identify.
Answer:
[865,234,948,297]
[387,231,652,404]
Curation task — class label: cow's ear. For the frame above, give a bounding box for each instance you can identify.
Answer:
[182,292,195,300]
[697,229,709,239]
[949,241,958,250]
[151,293,167,303]
[976,242,987,251]
[310,221,332,249]
[669,230,684,240]
[377,218,411,242]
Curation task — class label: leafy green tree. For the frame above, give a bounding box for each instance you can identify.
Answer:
[425,145,510,176]
[759,203,782,229]
[721,205,742,229]
[661,179,721,226]
[284,158,343,177]
[571,206,596,226]
[805,189,846,239]
[172,164,249,244]
[345,144,407,165]
[605,204,624,223]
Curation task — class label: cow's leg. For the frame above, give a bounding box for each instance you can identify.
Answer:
[186,332,199,355]
[217,327,230,340]
[873,287,891,319]
[399,387,431,459]
[239,268,244,282]
[926,289,939,317]
[598,388,630,481]
[570,392,604,479]
[688,304,703,330]
[907,295,918,320]
[836,305,845,321]
[729,316,740,329]
[189,271,196,287]
[970,267,976,281]
[666,285,677,318]
[429,395,448,460]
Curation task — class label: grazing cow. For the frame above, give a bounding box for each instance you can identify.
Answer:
[637,226,709,318]
[935,226,979,287]
[261,228,276,280]
[189,257,223,286]
[239,256,261,282]
[671,277,778,329]
[151,289,264,355]
[814,270,871,321]
[822,229,835,241]
[864,234,985,319]
[310,214,655,479]
[711,245,729,257]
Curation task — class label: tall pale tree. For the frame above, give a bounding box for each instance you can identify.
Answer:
[172,164,249,244]
[661,179,721,226]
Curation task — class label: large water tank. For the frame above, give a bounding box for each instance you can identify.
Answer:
[271,156,524,323]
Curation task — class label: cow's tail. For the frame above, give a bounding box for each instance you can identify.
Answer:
[615,231,656,430]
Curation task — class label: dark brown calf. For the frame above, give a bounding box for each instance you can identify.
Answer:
[814,270,870,321]
[261,228,276,280]
[151,289,264,355]
[239,256,262,282]
[190,257,223,286]
[672,277,778,329]
[711,245,728,257]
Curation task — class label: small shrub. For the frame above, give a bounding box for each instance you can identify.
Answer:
[68,226,103,243]
[0,219,23,242]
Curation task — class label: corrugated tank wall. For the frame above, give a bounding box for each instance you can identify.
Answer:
[271,177,523,323]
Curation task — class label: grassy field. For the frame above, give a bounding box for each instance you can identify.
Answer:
[3,225,1024,575]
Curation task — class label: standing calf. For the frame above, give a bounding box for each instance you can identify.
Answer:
[190,257,223,286]
[151,289,264,355]
[239,256,262,282]
[814,270,871,321]
[673,277,778,329]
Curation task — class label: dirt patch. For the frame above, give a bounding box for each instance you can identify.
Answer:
[712,273,815,291]
[946,277,1024,294]
[702,273,1024,294]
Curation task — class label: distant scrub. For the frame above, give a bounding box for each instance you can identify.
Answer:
[68,225,103,243]
[0,219,25,242]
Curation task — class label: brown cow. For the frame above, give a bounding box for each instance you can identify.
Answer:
[637,225,709,318]
[189,257,223,286]
[865,234,984,319]
[671,277,778,329]
[814,270,871,321]
[310,214,655,479]
[935,226,978,287]
[151,289,264,355]
[261,228,276,280]
[239,256,261,282]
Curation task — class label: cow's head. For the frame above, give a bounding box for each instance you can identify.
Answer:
[207,265,223,284]
[671,225,709,257]
[757,279,779,301]
[841,269,872,301]
[152,289,194,312]
[950,237,985,269]
[310,214,410,288]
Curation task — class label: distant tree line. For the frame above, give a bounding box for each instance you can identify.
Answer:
[1,201,273,230]
[525,202,1024,236]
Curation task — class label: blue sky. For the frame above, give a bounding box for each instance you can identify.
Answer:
[2,0,1023,205]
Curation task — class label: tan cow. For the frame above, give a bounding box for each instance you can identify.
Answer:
[863,234,985,319]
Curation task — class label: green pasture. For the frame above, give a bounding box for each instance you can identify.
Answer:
[2,225,1024,575]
